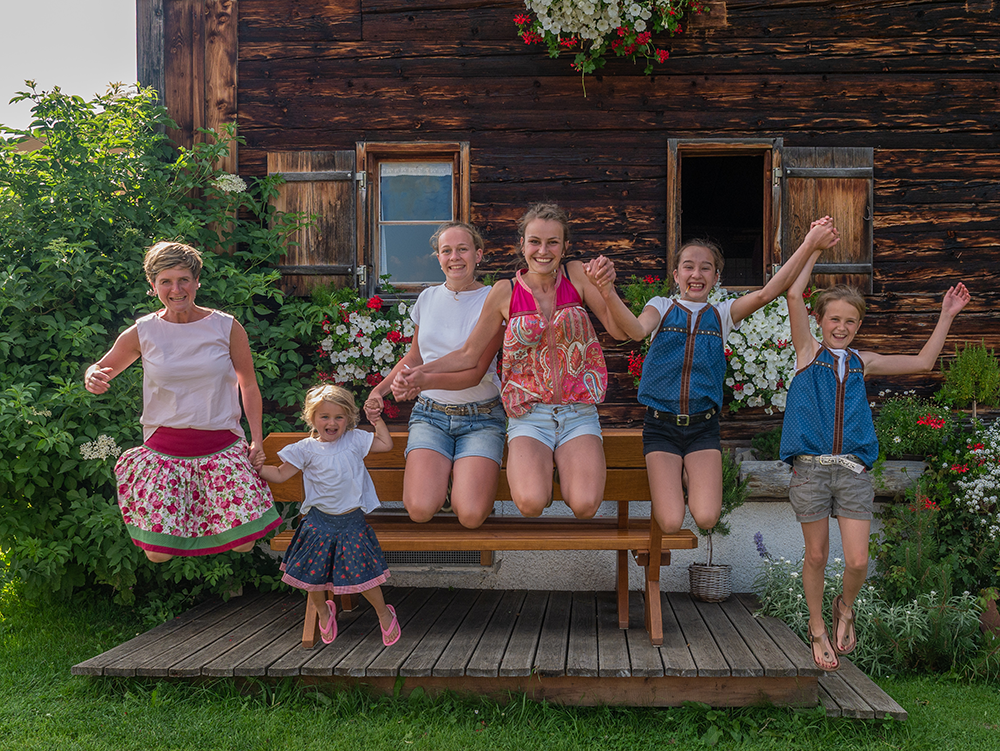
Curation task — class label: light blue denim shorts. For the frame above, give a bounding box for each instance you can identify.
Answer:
[405,396,507,466]
[506,403,603,451]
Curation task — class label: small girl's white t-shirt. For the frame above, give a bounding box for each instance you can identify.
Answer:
[410,283,500,404]
[643,297,740,342]
[277,430,381,515]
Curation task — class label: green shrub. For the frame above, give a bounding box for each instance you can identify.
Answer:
[873,394,953,460]
[750,426,782,461]
[937,340,1000,420]
[0,83,324,607]
[753,538,985,678]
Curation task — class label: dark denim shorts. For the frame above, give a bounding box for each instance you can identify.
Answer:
[642,409,721,456]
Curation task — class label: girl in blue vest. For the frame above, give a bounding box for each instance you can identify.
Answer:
[589,218,841,538]
[781,253,969,671]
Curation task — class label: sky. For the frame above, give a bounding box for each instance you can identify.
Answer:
[1,0,136,131]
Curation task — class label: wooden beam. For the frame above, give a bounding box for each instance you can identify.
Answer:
[137,0,166,104]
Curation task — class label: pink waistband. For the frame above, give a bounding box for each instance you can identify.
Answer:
[145,427,240,457]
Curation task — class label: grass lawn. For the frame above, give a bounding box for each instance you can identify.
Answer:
[1,572,999,750]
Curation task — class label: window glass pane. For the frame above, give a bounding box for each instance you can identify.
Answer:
[380,224,439,283]
[380,163,452,221]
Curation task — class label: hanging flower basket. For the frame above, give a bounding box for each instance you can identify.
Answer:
[514,0,708,79]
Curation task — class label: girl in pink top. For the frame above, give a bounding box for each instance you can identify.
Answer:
[397,204,628,519]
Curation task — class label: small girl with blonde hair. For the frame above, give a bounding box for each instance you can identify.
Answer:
[257,384,400,647]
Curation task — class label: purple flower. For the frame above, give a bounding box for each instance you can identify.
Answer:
[754,532,770,560]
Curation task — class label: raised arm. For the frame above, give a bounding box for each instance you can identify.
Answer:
[367,336,424,413]
[787,248,823,370]
[730,217,840,324]
[364,404,394,454]
[581,256,661,341]
[84,324,142,394]
[568,259,631,341]
[860,283,970,376]
[390,328,504,401]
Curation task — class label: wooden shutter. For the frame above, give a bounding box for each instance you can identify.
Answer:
[779,147,874,293]
[267,151,359,296]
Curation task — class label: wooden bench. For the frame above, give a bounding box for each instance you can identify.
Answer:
[263,429,698,648]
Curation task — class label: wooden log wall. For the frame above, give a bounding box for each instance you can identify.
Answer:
[154,0,1000,432]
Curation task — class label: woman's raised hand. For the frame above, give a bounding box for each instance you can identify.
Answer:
[941,282,970,319]
[583,255,616,294]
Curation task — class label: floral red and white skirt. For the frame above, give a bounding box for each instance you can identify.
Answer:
[114,427,280,556]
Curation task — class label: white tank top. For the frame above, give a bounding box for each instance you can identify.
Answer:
[136,310,245,441]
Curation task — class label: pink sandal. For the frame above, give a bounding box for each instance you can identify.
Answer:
[319,599,337,644]
[380,604,401,646]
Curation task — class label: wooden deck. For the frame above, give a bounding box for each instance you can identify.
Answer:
[72,588,905,718]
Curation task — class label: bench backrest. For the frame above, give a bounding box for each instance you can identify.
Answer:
[262,429,651,506]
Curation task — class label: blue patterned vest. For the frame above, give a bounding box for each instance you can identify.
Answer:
[779,347,879,468]
[637,302,727,415]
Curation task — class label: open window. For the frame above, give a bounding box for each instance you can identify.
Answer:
[667,140,873,293]
[268,142,470,296]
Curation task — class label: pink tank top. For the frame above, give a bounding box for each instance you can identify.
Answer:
[501,268,608,417]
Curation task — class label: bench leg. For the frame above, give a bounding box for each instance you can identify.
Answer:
[616,550,630,628]
[302,594,322,649]
[340,593,357,612]
[644,518,665,646]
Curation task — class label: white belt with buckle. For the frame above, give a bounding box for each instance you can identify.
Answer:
[800,454,865,474]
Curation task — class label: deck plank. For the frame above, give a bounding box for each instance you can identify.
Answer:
[466,590,527,678]
[335,589,432,678]
[400,588,481,678]
[499,590,548,678]
[693,599,764,678]
[367,589,458,678]
[169,591,292,677]
[266,598,368,677]
[719,597,797,678]
[624,591,664,678]
[817,671,875,719]
[433,589,505,677]
[73,596,228,676]
[226,595,305,677]
[818,683,843,717]
[130,594,268,678]
[735,594,824,677]
[658,592,698,677]
[667,593,729,677]
[596,591,631,678]
[837,658,908,720]
[534,590,572,677]
[566,592,599,677]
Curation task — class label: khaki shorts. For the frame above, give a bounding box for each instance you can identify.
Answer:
[788,456,875,523]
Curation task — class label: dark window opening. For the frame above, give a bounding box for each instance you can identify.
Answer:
[681,155,765,287]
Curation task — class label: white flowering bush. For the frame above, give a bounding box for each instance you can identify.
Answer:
[954,421,1000,540]
[79,434,123,461]
[513,0,706,77]
[719,289,822,414]
[315,287,413,418]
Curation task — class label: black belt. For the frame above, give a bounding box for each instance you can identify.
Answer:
[417,396,502,416]
[646,406,717,427]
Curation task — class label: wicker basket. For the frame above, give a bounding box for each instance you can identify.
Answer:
[688,563,732,603]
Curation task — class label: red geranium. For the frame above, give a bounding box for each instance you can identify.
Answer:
[366,295,383,311]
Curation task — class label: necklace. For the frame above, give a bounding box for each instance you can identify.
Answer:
[443,280,479,299]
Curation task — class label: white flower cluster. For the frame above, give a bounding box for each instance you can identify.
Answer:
[23,406,53,425]
[213,174,247,194]
[80,434,123,461]
[317,301,413,387]
[956,422,1000,539]
[526,0,652,40]
[711,288,820,415]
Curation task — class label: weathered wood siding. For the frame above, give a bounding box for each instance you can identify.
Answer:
[157,0,1000,430]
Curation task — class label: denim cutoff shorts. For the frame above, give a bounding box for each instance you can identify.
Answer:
[405,396,506,466]
[505,402,603,451]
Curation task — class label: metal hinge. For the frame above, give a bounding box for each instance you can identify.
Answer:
[772,167,783,186]
[356,265,368,286]
[355,171,367,189]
